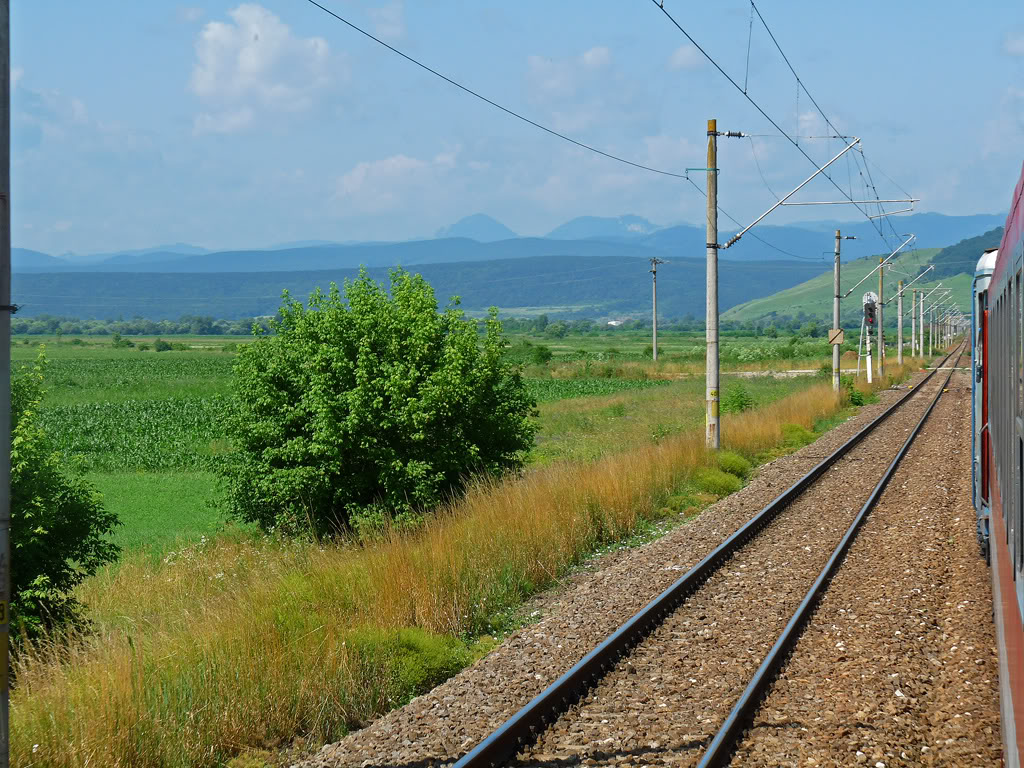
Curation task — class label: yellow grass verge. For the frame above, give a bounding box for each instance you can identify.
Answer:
[12,369,912,768]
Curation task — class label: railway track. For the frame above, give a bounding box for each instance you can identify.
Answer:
[454,344,967,768]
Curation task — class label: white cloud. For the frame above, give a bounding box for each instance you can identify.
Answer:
[580,46,610,71]
[668,45,701,71]
[1006,33,1024,56]
[369,2,405,40]
[335,149,458,214]
[797,109,825,138]
[190,4,331,135]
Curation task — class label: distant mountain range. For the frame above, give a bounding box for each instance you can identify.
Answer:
[12,211,1007,274]
[435,214,517,242]
[9,210,1006,321]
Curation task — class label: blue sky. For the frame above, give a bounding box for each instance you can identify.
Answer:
[11,1,1024,255]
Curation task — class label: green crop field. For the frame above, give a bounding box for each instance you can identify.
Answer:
[13,331,853,558]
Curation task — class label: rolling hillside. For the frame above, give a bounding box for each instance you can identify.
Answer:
[11,254,830,321]
[722,247,973,327]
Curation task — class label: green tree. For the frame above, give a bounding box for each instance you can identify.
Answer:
[11,353,119,633]
[221,269,537,536]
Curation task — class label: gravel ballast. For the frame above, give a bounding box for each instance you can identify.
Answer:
[297,358,997,768]
[730,368,1001,767]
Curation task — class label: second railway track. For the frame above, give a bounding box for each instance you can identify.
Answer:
[455,344,967,768]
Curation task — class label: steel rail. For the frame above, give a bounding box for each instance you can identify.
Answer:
[696,342,966,768]
[453,345,961,768]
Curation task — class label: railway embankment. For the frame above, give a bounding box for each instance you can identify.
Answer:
[731,368,1001,766]
[298,361,994,768]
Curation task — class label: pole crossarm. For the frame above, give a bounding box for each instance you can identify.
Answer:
[903,281,945,316]
[868,207,914,219]
[780,199,918,206]
[842,234,916,298]
[721,137,860,249]
[884,265,934,304]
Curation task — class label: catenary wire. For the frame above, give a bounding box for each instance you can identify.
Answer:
[749,0,911,244]
[648,0,903,247]
[302,0,817,261]
[300,0,688,179]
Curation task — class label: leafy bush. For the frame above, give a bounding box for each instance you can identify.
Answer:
[110,332,134,348]
[781,423,816,449]
[841,375,864,406]
[153,338,173,352]
[721,382,755,413]
[221,269,537,536]
[11,354,119,632]
[691,467,742,497]
[348,627,471,706]
[717,450,752,479]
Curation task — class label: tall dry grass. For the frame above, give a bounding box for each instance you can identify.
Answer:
[11,369,908,768]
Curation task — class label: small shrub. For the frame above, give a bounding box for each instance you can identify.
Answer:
[530,344,553,365]
[70,337,84,345]
[781,423,816,449]
[154,338,173,352]
[137,343,150,351]
[348,627,471,706]
[721,382,755,413]
[692,466,742,497]
[110,332,134,348]
[841,375,864,406]
[172,342,188,351]
[717,450,752,479]
[11,352,119,633]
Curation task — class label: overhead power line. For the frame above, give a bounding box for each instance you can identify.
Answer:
[301,0,816,262]
[648,0,913,249]
[301,0,687,179]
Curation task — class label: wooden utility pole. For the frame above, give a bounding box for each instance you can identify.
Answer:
[897,280,904,365]
[650,257,665,361]
[705,119,720,449]
[877,258,884,377]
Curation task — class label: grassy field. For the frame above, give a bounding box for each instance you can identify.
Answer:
[10,331,939,768]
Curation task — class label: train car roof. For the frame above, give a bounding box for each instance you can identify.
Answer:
[976,248,998,277]
[993,159,1024,287]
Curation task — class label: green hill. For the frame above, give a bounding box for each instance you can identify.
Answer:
[11,254,830,322]
[722,247,972,328]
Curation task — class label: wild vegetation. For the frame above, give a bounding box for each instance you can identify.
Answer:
[8,311,936,767]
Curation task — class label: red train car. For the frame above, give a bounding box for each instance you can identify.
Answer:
[976,159,1024,766]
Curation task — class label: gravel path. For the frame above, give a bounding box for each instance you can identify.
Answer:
[730,368,1001,767]
[296,362,969,768]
